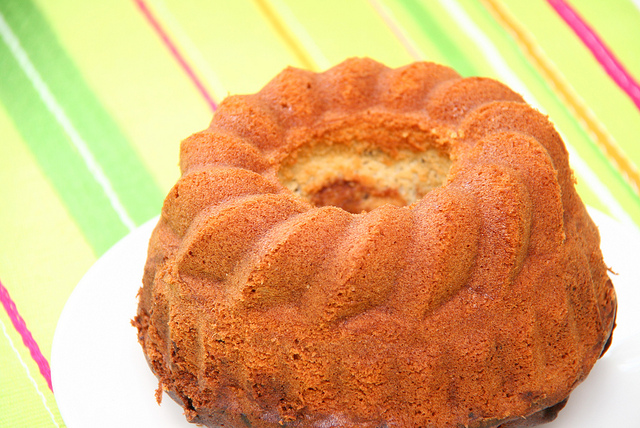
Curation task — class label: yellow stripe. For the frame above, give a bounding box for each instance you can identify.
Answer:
[481,0,640,196]
[252,0,320,71]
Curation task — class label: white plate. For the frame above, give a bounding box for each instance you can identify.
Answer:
[51,209,640,428]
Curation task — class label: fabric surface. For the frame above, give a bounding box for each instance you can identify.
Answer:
[0,0,638,426]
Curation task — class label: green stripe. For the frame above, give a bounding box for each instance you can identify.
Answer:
[395,0,479,77]
[0,41,130,254]
[0,0,164,254]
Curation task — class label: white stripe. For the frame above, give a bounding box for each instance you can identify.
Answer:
[632,0,640,15]
[436,0,534,103]
[0,12,136,232]
[263,0,331,70]
[1,318,61,428]
[145,0,229,100]
[368,0,427,61]
[566,145,639,231]
[437,0,637,229]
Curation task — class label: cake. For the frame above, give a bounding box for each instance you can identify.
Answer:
[134,58,617,427]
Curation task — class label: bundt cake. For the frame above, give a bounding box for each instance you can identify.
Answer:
[134,58,617,427]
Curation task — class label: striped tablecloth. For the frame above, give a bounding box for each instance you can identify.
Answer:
[1,0,639,426]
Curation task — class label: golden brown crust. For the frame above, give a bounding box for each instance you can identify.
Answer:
[135,58,616,428]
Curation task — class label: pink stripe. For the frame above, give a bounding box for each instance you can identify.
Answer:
[133,0,217,112]
[547,0,640,111]
[0,278,52,391]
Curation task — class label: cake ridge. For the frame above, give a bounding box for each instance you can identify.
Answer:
[163,165,284,236]
[180,129,273,174]
[229,206,353,311]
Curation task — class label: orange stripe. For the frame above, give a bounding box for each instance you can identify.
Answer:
[481,0,640,196]
[252,0,319,71]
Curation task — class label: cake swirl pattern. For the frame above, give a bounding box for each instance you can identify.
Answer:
[135,58,616,427]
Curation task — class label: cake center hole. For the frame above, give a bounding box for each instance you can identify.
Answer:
[278,141,452,214]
